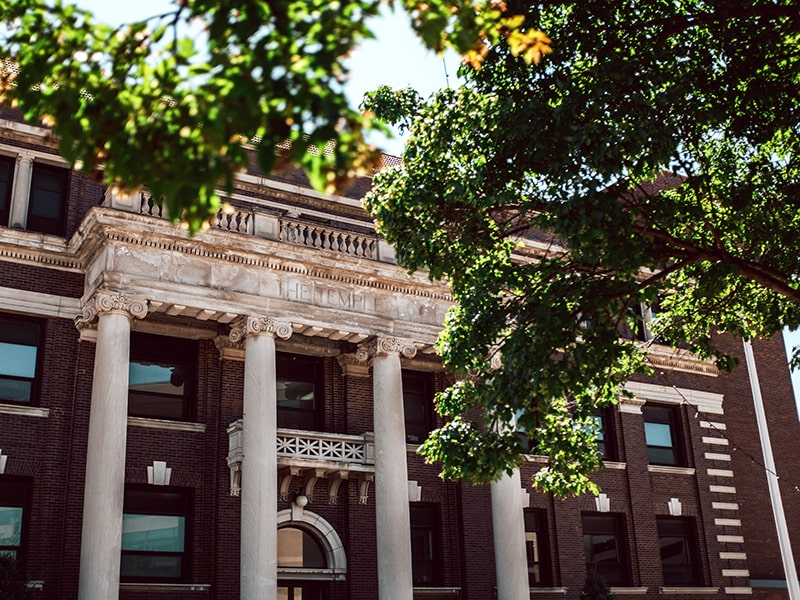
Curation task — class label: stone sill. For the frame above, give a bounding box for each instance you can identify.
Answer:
[530,587,568,594]
[413,587,461,596]
[660,587,719,595]
[0,403,49,418]
[120,583,211,592]
[128,416,206,433]
[611,587,649,595]
[648,465,696,476]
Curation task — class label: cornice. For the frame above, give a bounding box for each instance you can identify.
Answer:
[643,343,719,377]
[78,208,452,303]
[0,229,81,272]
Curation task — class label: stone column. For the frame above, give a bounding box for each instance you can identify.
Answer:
[74,291,147,600]
[9,154,33,229]
[230,315,292,600]
[362,335,417,600]
[491,470,530,600]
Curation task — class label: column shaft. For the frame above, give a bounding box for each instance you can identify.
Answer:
[240,333,278,600]
[373,351,414,600]
[491,470,530,600]
[78,311,132,600]
[10,155,32,229]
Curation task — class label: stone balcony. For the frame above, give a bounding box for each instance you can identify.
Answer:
[227,420,376,504]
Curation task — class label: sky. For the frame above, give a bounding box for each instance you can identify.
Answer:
[64,1,800,415]
[70,0,461,156]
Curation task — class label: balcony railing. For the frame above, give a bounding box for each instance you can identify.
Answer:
[227,420,375,503]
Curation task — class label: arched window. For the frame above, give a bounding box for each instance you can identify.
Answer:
[278,527,326,569]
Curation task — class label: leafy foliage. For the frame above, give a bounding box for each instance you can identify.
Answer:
[0,0,549,233]
[581,569,617,600]
[365,1,800,494]
[0,556,35,599]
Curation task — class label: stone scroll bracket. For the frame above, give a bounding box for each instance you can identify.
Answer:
[358,335,418,361]
[74,290,149,341]
[229,314,293,343]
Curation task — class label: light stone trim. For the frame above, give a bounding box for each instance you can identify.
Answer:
[723,587,753,595]
[708,468,735,478]
[530,588,568,595]
[715,519,743,527]
[610,587,649,595]
[624,381,724,414]
[127,417,206,433]
[412,588,462,596]
[713,502,739,511]
[337,353,372,377]
[644,344,719,377]
[659,588,719,595]
[0,403,49,418]
[0,449,6,474]
[0,287,81,319]
[618,396,645,413]
[703,436,730,445]
[603,461,627,470]
[722,570,751,578]
[648,465,696,475]
[718,535,745,543]
[710,485,737,494]
[119,583,211,592]
[720,552,748,560]
[700,420,726,430]
[705,452,732,461]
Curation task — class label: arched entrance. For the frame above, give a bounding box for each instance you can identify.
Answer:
[276,508,346,599]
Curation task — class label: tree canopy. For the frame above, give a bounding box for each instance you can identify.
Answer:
[364,0,800,494]
[0,0,549,232]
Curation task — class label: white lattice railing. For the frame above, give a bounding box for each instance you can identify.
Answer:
[227,421,374,466]
[279,217,378,259]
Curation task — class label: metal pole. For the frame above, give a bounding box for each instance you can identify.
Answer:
[743,339,800,599]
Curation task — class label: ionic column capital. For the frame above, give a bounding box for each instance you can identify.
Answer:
[74,290,148,331]
[229,315,293,343]
[359,335,417,360]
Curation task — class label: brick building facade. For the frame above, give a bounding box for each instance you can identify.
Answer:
[0,114,799,600]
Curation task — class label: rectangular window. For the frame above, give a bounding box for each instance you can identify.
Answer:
[643,404,683,466]
[27,163,68,236]
[657,517,701,586]
[402,371,434,444]
[129,333,196,421]
[0,315,42,404]
[0,477,30,565]
[277,353,323,431]
[410,504,441,586]
[121,487,191,582]
[583,513,629,586]
[525,509,551,587]
[591,409,616,461]
[0,155,14,227]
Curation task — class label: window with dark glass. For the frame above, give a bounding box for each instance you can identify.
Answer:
[657,517,701,586]
[410,504,441,586]
[402,371,434,444]
[592,409,616,461]
[0,478,30,565]
[583,513,629,586]
[0,155,14,227]
[277,353,323,431]
[27,163,68,236]
[121,487,190,582]
[129,333,196,421]
[0,315,42,404]
[525,509,551,587]
[643,404,683,466]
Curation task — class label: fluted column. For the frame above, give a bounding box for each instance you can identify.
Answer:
[9,154,33,229]
[230,315,292,600]
[74,291,147,600]
[362,335,417,600]
[491,470,529,599]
